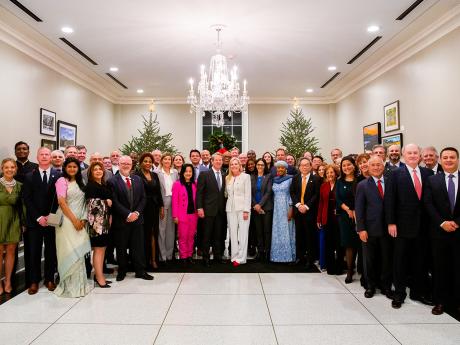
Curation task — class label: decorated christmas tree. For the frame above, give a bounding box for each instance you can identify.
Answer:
[279,106,320,158]
[121,113,177,155]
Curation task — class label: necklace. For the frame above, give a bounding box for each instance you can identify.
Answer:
[0,177,16,188]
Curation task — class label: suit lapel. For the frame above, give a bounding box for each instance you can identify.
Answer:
[401,167,418,199]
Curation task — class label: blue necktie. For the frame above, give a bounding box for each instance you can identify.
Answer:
[448,174,456,213]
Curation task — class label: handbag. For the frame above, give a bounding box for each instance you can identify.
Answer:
[47,190,63,227]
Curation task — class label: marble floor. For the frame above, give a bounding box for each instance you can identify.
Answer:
[1,272,459,345]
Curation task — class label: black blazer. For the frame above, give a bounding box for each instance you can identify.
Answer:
[385,165,433,238]
[290,173,321,218]
[250,174,273,211]
[384,161,406,177]
[108,174,146,227]
[424,171,460,239]
[196,169,226,217]
[355,176,387,236]
[135,170,164,208]
[22,168,61,228]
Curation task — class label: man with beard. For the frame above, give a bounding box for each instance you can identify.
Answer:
[385,145,405,176]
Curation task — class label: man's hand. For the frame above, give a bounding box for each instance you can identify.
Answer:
[38,216,48,227]
[298,205,308,214]
[127,212,138,223]
[388,224,397,237]
[441,221,458,232]
[359,230,368,243]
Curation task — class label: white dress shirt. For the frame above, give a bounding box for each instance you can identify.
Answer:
[372,176,385,193]
[406,165,422,188]
[162,169,173,197]
[38,167,52,182]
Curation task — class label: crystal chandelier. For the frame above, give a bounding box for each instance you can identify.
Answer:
[187,26,249,128]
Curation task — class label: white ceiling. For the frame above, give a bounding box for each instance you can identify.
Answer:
[0,0,456,100]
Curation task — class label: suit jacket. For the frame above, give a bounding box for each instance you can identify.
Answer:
[193,164,209,181]
[424,171,460,239]
[385,165,433,238]
[196,169,226,217]
[157,170,179,209]
[22,168,61,228]
[226,173,252,213]
[384,161,406,177]
[108,173,146,228]
[317,182,335,226]
[355,176,388,236]
[290,173,321,219]
[171,180,197,221]
[250,174,273,211]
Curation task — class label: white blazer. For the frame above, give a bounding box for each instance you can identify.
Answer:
[225,172,251,213]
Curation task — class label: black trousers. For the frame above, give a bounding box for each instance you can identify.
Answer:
[202,211,226,260]
[393,236,426,301]
[294,213,316,262]
[114,224,146,275]
[253,210,273,256]
[362,235,392,291]
[432,236,460,306]
[25,226,57,285]
[143,207,160,266]
[195,218,204,252]
[324,222,343,274]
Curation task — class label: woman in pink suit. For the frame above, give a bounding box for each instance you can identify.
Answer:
[172,164,198,263]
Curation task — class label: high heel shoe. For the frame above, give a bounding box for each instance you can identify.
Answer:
[345,271,353,284]
[93,277,111,288]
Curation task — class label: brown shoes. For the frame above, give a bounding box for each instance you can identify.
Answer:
[27,283,39,295]
[45,281,56,292]
[432,304,444,315]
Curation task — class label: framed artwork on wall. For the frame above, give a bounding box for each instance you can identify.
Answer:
[41,139,56,151]
[57,120,77,150]
[382,133,403,149]
[40,108,56,136]
[363,122,381,152]
[383,100,400,132]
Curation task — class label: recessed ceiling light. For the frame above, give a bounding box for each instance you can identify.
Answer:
[136,89,144,94]
[109,67,119,72]
[61,27,73,34]
[328,66,337,71]
[306,88,314,93]
[367,25,380,33]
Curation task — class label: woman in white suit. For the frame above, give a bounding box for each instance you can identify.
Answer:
[157,153,179,262]
[226,157,252,266]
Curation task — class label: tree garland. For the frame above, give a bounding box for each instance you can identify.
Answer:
[208,131,237,154]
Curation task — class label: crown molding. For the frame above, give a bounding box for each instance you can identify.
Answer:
[1,4,459,106]
[330,4,460,103]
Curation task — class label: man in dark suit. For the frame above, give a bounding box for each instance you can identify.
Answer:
[108,155,152,281]
[355,156,392,299]
[290,157,321,268]
[422,146,443,175]
[196,153,227,266]
[385,143,433,309]
[22,147,60,294]
[384,144,406,176]
[76,145,89,170]
[424,147,460,315]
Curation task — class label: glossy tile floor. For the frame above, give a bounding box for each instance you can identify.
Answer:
[1,272,459,345]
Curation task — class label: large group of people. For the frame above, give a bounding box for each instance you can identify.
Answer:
[0,140,459,317]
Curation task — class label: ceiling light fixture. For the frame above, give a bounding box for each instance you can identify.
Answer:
[61,27,73,34]
[136,89,144,94]
[187,25,249,128]
[328,66,337,71]
[306,88,314,93]
[109,67,119,72]
[367,25,380,33]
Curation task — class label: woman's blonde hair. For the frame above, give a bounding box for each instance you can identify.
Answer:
[1,158,17,170]
[226,157,243,183]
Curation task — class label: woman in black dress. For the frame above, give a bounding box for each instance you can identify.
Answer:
[136,153,164,270]
[85,162,112,288]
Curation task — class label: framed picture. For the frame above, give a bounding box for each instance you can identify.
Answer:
[363,122,381,152]
[383,100,400,132]
[57,120,77,150]
[40,108,56,136]
[382,133,403,149]
[41,139,56,151]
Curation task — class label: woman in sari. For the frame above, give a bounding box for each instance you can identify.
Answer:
[270,160,295,263]
[54,157,91,297]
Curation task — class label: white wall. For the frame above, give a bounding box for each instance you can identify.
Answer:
[334,27,460,155]
[0,40,115,159]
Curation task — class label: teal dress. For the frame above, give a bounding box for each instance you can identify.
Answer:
[336,178,359,248]
[0,182,23,244]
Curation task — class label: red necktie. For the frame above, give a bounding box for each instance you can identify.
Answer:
[125,177,131,189]
[377,180,384,198]
[412,169,422,200]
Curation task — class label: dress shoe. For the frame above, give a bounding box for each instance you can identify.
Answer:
[364,288,375,298]
[431,304,444,315]
[392,300,403,309]
[380,288,394,300]
[203,259,211,267]
[135,272,154,280]
[345,272,353,284]
[28,283,39,295]
[45,281,56,292]
[410,294,434,306]
[116,273,126,282]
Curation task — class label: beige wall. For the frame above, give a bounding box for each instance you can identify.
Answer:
[0,40,115,160]
[334,27,460,155]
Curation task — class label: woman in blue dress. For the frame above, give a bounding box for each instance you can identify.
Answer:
[270,161,296,263]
